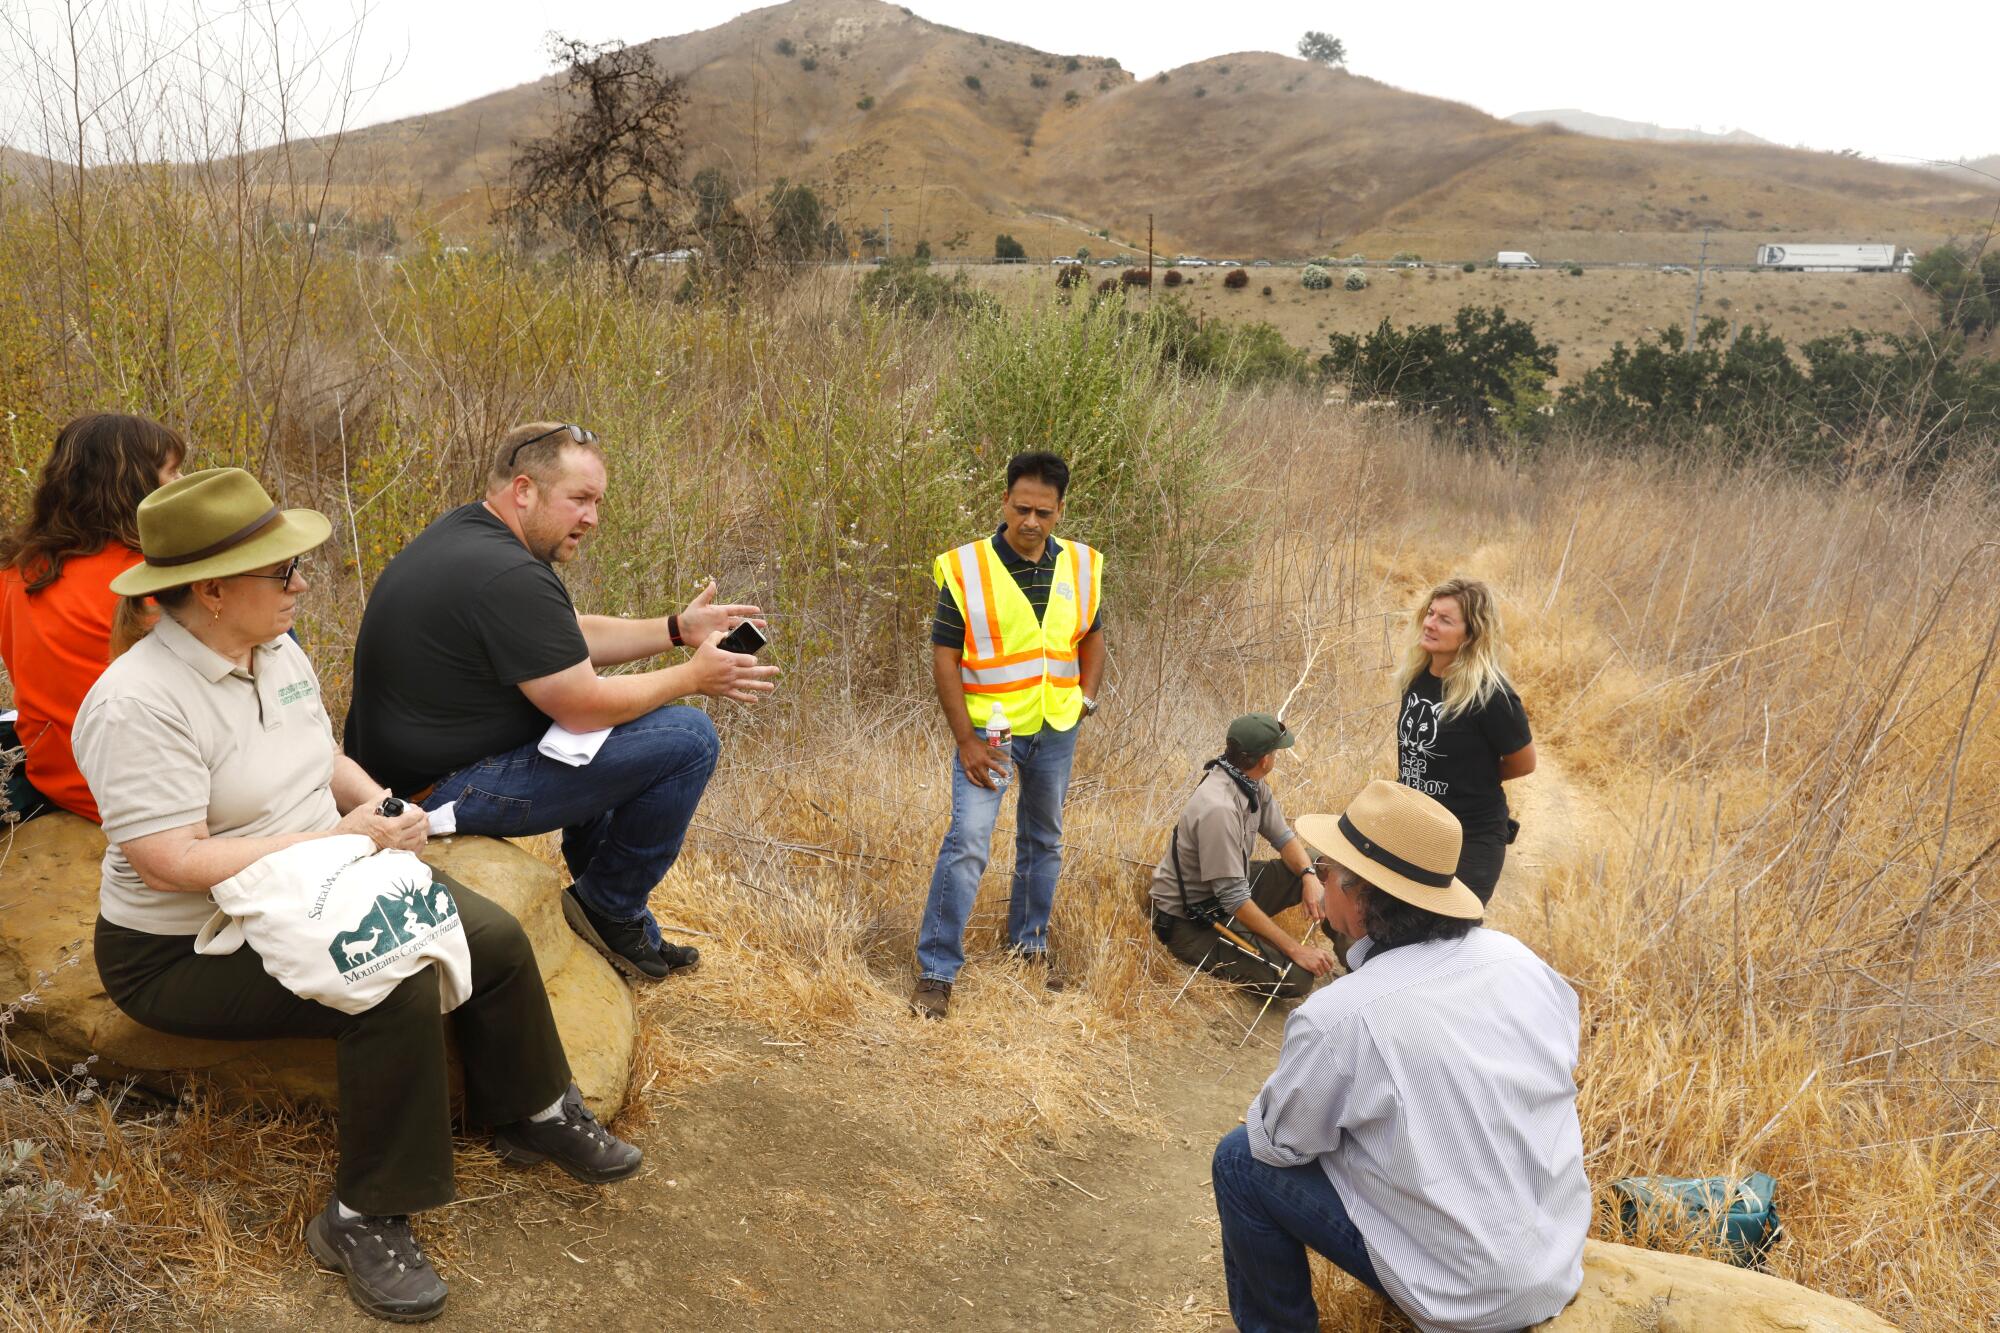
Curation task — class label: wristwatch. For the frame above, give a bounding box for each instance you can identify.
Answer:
[1080,695,1099,717]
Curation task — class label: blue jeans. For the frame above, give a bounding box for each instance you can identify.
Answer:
[419,706,720,950]
[915,721,1080,984]
[1211,1125,1385,1333]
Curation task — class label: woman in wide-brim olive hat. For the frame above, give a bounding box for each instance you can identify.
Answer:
[72,468,638,1323]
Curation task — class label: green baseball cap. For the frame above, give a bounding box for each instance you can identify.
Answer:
[1227,713,1294,758]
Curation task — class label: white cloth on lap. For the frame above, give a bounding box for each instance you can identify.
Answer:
[194,834,473,1015]
[538,721,611,766]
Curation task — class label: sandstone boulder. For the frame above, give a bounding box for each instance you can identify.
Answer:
[0,813,635,1118]
[1536,1240,1898,1331]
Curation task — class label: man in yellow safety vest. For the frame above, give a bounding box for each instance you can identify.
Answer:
[910,452,1106,1019]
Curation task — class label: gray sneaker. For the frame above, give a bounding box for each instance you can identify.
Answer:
[492,1082,643,1184]
[305,1197,446,1323]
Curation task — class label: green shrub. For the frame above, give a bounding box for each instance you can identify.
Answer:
[965,75,982,92]
[1566,263,1583,277]
[1322,305,1558,436]
[938,301,1243,607]
[800,56,818,72]
[1462,262,1477,273]
[856,94,875,111]
[774,38,795,56]
[1344,270,1367,291]
[1064,56,1081,73]
[1030,73,1049,88]
[1064,89,1080,105]
[1301,264,1332,290]
[994,233,1026,261]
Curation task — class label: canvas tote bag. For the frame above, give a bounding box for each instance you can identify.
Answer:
[194,834,473,1015]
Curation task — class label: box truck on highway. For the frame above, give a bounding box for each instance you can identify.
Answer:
[1755,243,1912,272]
[1496,251,1540,269]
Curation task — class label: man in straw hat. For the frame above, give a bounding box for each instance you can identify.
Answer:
[1210,780,1588,1333]
[1148,713,1336,999]
[73,469,643,1324]
[345,423,780,984]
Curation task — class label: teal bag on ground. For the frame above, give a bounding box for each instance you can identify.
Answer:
[1611,1172,1781,1267]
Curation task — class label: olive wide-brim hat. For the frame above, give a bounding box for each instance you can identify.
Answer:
[1295,780,1485,920]
[110,467,332,597]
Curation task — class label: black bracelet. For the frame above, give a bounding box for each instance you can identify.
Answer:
[668,614,683,647]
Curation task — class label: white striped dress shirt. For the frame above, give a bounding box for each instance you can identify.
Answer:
[1245,928,1589,1333]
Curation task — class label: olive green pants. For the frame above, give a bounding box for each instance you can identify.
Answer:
[94,875,571,1216]
[1152,859,1317,1001]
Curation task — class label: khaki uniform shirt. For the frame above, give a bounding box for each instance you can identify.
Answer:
[73,615,340,935]
[1148,764,1297,919]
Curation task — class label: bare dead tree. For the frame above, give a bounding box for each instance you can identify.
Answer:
[502,35,687,273]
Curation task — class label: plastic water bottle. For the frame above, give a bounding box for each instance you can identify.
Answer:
[985,703,1012,773]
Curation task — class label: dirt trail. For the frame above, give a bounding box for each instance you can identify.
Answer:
[249,769,1603,1332]
[255,1001,1276,1332]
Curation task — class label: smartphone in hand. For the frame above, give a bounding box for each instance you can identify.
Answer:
[716,620,769,655]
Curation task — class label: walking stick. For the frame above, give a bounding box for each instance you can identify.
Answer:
[1237,918,1322,1049]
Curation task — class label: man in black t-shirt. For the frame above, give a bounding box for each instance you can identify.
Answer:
[346,422,779,981]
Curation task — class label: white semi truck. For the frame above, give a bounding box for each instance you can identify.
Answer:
[1755,243,1914,272]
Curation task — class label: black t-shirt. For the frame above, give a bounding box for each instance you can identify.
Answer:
[1395,669,1532,831]
[345,503,591,796]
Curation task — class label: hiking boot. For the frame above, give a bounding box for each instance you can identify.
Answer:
[563,886,699,981]
[305,1197,447,1323]
[910,977,952,1020]
[492,1082,644,1185]
[1010,947,1068,992]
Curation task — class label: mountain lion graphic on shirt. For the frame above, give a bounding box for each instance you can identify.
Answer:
[1395,671,1531,829]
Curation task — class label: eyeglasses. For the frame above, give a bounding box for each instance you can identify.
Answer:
[505,423,597,473]
[238,555,305,585]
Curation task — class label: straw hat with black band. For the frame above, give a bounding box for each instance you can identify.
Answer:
[1295,780,1485,920]
[110,468,332,597]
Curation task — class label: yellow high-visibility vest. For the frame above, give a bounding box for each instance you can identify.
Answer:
[934,536,1102,735]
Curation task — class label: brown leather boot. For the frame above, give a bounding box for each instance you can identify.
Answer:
[909,977,952,1020]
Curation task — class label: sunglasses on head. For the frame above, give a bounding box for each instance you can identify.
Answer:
[505,423,597,473]
[238,555,305,585]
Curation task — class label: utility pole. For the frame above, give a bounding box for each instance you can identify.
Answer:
[883,208,892,261]
[1687,226,1712,350]
[1147,212,1154,301]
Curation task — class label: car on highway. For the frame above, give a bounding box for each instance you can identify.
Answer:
[1251,259,1272,267]
[1097,258,1118,267]
[1389,258,1421,269]
[1052,255,1081,265]
[1176,256,1211,267]
[1659,264,1693,275]
[1218,259,1242,267]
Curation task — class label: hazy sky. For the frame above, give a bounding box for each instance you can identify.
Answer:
[4,0,1996,169]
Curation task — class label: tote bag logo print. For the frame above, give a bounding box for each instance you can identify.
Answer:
[329,875,461,984]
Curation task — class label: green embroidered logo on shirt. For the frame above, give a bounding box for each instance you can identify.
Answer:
[277,680,317,706]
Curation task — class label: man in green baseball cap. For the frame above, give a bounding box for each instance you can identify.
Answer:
[1146,713,1337,998]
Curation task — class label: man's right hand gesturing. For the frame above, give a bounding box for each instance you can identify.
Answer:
[689,630,781,703]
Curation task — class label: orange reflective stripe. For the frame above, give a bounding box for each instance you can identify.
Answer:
[975,546,1004,652]
[1071,542,1097,640]
[961,646,1043,669]
[952,544,999,660]
[963,677,1044,696]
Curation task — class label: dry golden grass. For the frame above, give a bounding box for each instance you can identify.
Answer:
[1,169,1996,1326]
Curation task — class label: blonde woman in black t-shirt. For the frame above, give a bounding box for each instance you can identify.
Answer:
[1392,577,1536,902]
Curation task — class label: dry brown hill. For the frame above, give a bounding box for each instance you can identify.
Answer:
[272,0,2000,260]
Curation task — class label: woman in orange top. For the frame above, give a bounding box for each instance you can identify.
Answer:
[1,414,185,821]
